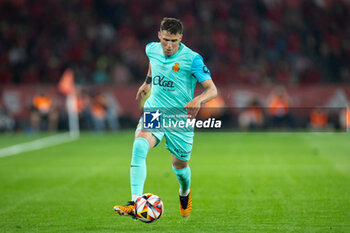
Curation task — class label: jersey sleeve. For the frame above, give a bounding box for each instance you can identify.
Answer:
[145,42,156,57]
[191,54,212,83]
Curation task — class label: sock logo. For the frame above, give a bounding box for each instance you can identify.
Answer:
[143,110,162,129]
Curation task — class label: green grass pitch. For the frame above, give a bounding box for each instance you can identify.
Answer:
[0,132,349,232]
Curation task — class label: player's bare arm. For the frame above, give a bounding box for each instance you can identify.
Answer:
[184,80,217,118]
[136,63,152,100]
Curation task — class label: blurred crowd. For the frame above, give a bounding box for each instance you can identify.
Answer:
[1,86,349,132]
[200,86,350,131]
[27,88,121,133]
[1,0,350,86]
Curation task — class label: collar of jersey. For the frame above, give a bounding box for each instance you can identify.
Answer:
[163,42,183,59]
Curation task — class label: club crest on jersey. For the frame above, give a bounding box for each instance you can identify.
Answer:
[172,63,180,72]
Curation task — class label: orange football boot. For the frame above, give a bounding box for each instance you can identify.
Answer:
[179,192,192,217]
[113,201,136,219]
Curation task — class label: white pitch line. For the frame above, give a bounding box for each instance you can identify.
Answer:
[0,133,78,158]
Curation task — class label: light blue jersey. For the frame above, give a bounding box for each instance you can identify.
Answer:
[138,42,211,161]
[145,42,211,108]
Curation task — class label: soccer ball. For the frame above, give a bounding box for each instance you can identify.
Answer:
[134,193,164,223]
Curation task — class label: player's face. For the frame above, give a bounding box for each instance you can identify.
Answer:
[158,30,182,56]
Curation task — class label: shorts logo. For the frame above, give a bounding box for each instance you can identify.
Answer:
[172,63,180,72]
[174,148,191,157]
[143,110,162,129]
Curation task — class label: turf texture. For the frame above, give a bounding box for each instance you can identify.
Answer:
[0,132,349,232]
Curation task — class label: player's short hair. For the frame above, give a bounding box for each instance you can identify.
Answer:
[160,17,183,35]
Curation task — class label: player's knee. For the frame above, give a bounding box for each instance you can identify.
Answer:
[173,163,188,169]
[132,138,149,161]
[172,160,188,169]
[135,130,157,149]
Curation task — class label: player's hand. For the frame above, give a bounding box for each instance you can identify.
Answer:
[184,99,201,119]
[136,83,151,100]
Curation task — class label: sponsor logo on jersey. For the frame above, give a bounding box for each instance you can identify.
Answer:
[153,75,174,88]
[172,63,180,72]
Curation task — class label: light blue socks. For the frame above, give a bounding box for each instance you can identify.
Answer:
[172,165,191,196]
[130,137,191,200]
[130,138,149,200]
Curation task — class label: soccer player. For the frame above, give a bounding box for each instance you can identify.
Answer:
[114,17,217,218]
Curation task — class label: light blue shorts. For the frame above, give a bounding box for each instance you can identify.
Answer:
[136,118,194,161]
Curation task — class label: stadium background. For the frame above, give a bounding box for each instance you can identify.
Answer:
[0,0,350,232]
[0,0,350,132]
